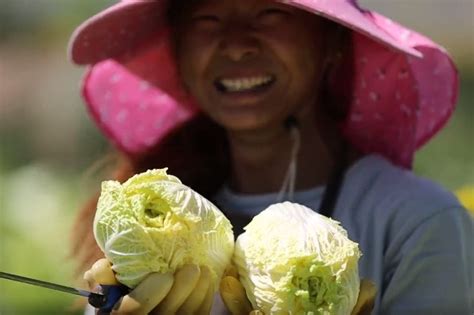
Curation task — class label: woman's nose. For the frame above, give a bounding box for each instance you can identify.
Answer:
[218,27,260,62]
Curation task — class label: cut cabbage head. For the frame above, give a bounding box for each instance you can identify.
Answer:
[93,169,234,288]
[234,202,361,315]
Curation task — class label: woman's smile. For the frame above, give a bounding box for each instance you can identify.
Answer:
[215,75,275,93]
[212,72,277,109]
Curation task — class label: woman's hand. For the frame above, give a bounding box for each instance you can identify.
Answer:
[350,279,377,315]
[219,265,376,315]
[84,258,215,315]
[219,265,261,315]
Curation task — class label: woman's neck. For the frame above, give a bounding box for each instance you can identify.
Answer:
[226,115,335,194]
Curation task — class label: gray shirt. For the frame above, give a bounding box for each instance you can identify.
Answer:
[214,154,474,315]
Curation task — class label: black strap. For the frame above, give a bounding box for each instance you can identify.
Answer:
[318,147,349,218]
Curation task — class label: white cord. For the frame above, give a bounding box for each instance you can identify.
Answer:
[276,125,301,202]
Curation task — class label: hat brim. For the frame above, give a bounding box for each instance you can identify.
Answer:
[69,0,422,65]
[71,0,457,168]
[69,1,166,65]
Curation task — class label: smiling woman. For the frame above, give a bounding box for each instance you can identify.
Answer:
[68,0,473,314]
[166,0,354,199]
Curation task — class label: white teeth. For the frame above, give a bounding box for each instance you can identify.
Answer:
[219,76,273,92]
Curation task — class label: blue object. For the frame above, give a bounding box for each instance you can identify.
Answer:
[94,284,130,314]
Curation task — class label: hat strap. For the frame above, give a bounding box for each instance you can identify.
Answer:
[275,117,348,218]
[276,123,301,202]
[319,143,349,217]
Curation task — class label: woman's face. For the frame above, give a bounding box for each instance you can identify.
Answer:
[174,0,330,133]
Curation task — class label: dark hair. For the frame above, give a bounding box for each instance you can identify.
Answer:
[166,0,197,25]
[321,23,354,123]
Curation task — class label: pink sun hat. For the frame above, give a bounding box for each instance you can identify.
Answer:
[68,0,458,168]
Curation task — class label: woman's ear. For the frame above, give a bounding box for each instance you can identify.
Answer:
[320,24,353,122]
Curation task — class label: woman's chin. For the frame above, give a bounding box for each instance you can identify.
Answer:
[217,115,287,136]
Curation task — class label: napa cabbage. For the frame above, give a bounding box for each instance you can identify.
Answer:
[234,202,361,315]
[93,169,234,288]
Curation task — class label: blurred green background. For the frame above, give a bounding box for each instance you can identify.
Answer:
[0,0,472,314]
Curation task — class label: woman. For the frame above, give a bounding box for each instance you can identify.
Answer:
[69,0,473,314]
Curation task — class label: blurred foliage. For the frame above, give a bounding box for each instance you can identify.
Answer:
[1,2,114,314]
[414,70,474,188]
[0,0,472,314]
[455,185,474,215]
[0,0,114,44]
[0,166,85,314]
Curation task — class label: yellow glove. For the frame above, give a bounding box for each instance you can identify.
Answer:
[349,279,377,315]
[84,258,214,315]
[219,265,377,315]
[219,265,260,315]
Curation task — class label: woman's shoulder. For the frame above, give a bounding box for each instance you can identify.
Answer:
[340,154,471,259]
[342,154,463,221]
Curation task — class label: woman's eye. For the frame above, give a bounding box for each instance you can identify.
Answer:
[257,8,291,23]
[192,14,220,24]
[258,8,290,18]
